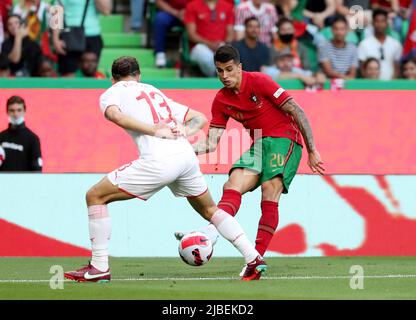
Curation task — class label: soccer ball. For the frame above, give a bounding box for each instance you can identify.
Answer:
[178,232,213,266]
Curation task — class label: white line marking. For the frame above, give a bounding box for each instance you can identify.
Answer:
[1,274,416,283]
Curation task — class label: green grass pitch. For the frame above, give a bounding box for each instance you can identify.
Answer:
[1,257,416,299]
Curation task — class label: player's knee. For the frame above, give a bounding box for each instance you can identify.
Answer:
[200,204,218,221]
[223,180,243,193]
[261,180,283,200]
[86,187,103,205]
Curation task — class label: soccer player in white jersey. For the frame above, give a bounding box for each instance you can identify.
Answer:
[64,56,267,282]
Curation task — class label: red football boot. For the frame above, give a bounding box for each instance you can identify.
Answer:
[64,262,111,283]
[241,256,267,281]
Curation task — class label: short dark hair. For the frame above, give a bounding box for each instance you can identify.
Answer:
[6,95,26,112]
[276,17,294,30]
[331,15,348,27]
[111,56,141,81]
[373,8,388,20]
[244,16,259,27]
[7,14,23,24]
[214,45,240,64]
[363,57,380,69]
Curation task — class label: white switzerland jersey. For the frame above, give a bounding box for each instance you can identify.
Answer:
[100,81,193,159]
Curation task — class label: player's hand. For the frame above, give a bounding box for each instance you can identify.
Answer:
[153,122,177,140]
[308,150,325,175]
[170,119,187,138]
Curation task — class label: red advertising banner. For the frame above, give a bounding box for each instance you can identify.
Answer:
[1,89,415,174]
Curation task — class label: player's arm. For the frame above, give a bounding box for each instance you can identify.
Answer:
[279,98,325,175]
[183,108,208,137]
[192,126,225,155]
[105,105,175,139]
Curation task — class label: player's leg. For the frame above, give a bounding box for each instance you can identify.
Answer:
[187,191,267,280]
[256,177,284,256]
[64,177,135,282]
[255,138,302,256]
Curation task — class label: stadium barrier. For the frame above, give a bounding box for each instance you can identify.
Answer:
[1,174,415,257]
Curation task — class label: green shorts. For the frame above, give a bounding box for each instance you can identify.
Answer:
[231,137,302,193]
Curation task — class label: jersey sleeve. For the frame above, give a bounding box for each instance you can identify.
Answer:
[210,96,229,128]
[256,73,292,108]
[99,86,121,115]
[29,134,42,172]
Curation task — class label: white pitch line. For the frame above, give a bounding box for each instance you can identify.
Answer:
[1,274,416,283]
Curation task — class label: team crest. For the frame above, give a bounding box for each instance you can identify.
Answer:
[250,93,262,108]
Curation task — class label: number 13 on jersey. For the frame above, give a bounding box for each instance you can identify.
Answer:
[136,91,173,124]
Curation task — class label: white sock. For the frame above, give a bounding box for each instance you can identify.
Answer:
[210,209,259,263]
[88,205,111,272]
[200,224,219,245]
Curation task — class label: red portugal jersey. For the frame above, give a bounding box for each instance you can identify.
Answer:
[210,71,303,146]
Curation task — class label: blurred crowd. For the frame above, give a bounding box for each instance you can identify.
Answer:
[0,0,415,84]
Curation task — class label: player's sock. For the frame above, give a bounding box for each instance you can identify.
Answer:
[255,201,279,256]
[218,189,242,217]
[199,224,219,245]
[88,205,111,272]
[210,209,259,263]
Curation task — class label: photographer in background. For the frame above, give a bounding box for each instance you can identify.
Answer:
[0,95,42,172]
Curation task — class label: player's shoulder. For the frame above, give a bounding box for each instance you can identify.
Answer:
[246,71,277,86]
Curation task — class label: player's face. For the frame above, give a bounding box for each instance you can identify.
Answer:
[215,60,242,90]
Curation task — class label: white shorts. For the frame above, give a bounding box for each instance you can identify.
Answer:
[107,152,208,200]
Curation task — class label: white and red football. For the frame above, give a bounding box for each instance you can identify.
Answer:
[178,232,213,266]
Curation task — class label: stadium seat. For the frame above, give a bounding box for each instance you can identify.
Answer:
[102,33,142,48]
[99,48,154,70]
[99,14,124,33]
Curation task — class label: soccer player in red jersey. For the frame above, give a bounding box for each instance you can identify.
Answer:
[176,45,324,277]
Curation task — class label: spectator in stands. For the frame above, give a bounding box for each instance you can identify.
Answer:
[130,0,145,31]
[318,15,358,79]
[235,0,278,47]
[272,17,311,70]
[184,0,234,77]
[0,53,11,77]
[0,95,42,172]
[12,0,50,43]
[153,0,187,68]
[303,0,337,29]
[361,57,381,79]
[371,0,412,41]
[1,14,42,76]
[358,9,402,79]
[37,56,58,77]
[262,48,326,87]
[232,17,270,72]
[402,56,416,79]
[77,51,106,78]
[52,0,112,77]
